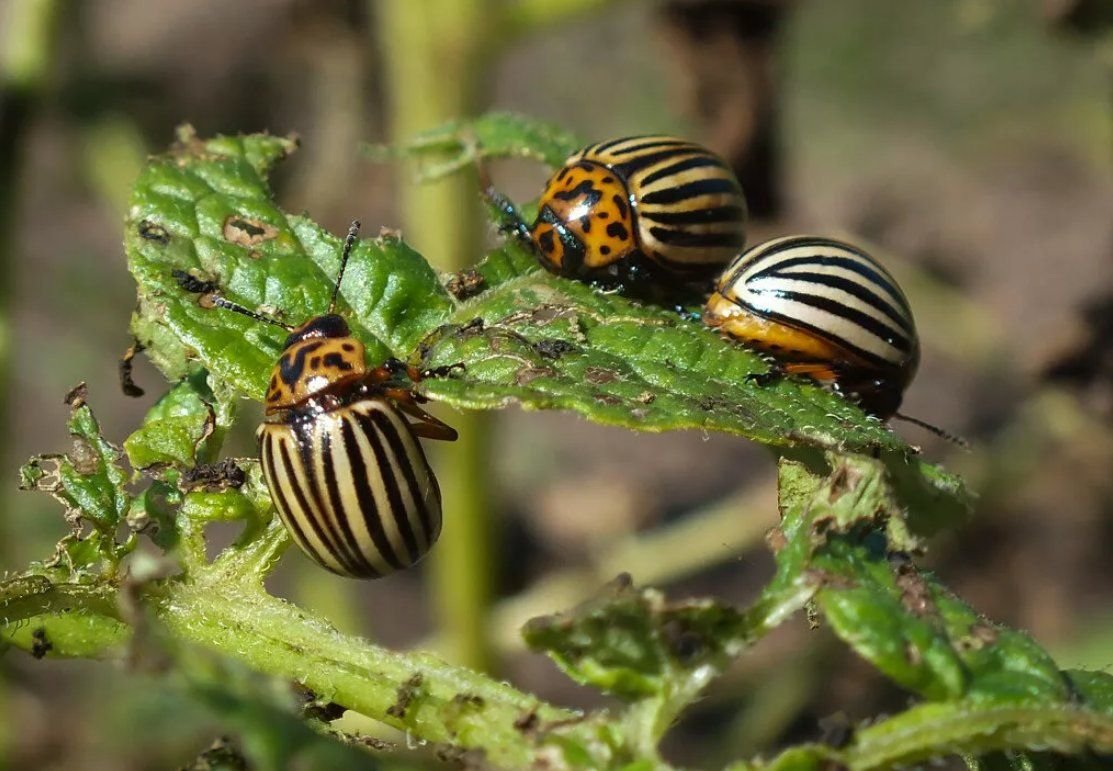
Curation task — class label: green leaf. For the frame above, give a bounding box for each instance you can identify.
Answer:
[523,575,748,701]
[127,127,453,403]
[126,124,967,514]
[523,574,750,750]
[0,576,127,658]
[123,373,219,471]
[369,111,582,181]
[19,392,133,574]
[776,455,1070,703]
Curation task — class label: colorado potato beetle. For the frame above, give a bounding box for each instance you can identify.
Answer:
[175,222,458,578]
[485,135,747,292]
[703,235,921,421]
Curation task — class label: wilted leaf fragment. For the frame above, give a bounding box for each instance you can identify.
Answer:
[523,575,748,702]
[124,375,218,471]
[776,456,1072,703]
[375,111,582,180]
[20,398,133,574]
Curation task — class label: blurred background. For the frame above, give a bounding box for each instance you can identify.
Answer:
[1,0,1111,768]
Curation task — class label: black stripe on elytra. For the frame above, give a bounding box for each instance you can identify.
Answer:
[261,438,325,569]
[734,296,897,368]
[648,226,744,249]
[343,412,405,571]
[356,410,416,566]
[752,251,912,316]
[639,177,741,207]
[275,435,356,575]
[639,154,726,187]
[763,270,913,334]
[748,285,913,354]
[279,341,325,386]
[368,409,426,561]
[372,408,436,552]
[584,136,633,155]
[611,147,702,181]
[756,253,912,318]
[643,204,746,227]
[606,138,692,158]
[295,419,364,572]
[320,421,377,576]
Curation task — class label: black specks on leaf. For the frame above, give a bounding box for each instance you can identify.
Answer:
[585,367,618,385]
[386,672,425,720]
[445,268,487,300]
[137,219,171,245]
[173,269,219,296]
[516,365,557,386]
[222,215,278,248]
[534,339,575,360]
[180,459,247,493]
[30,627,52,659]
[64,382,89,409]
[118,341,146,398]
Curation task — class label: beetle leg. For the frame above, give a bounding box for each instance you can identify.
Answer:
[781,362,840,382]
[744,361,785,387]
[385,392,458,441]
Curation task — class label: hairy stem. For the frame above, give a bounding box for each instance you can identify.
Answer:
[377,0,496,672]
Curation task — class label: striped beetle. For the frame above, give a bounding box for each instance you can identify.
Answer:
[175,222,458,578]
[703,235,921,421]
[484,135,747,294]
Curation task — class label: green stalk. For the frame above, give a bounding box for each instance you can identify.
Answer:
[0,1,60,761]
[376,0,495,671]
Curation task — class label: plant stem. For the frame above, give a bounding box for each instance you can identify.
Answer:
[376,0,496,672]
[0,574,581,768]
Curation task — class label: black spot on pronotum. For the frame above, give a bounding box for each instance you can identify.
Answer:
[279,341,325,385]
[322,352,355,371]
[605,222,629,241]
[536,228,557,255]
[612,194,629,219]
[600,245,612,256]
[310,356,322,369]
[579,216,592,233]
[552,179,602,206]
[138,220,170,244]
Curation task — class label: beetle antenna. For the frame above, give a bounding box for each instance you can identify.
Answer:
[329,220,361,314]
[210,297,295,331]
[893,412,970,449]
[173,268,293,330]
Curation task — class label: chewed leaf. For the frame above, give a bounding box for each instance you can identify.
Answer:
[126,128,453,403]
[19,391,133,574]
[124,374,219,471]
[372,111,582,181]
[522,575,749,702]
[776,456,1068,704]
[417,272,913,454]
[125,126,967,513]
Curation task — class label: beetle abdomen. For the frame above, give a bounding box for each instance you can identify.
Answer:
[709,235,917,371]
[259,399,442,579]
